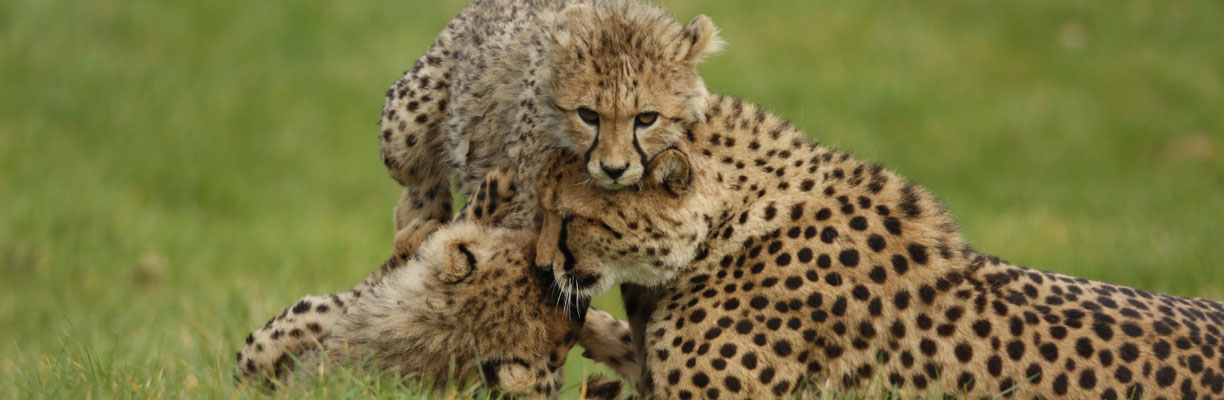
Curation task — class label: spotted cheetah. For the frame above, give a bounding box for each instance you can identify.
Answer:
[234,170,636,398]
[534,95,1224,398]
[376,0,724,263]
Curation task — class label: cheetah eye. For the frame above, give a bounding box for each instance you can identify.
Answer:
[577,108,600,126]
[635,112,658,128]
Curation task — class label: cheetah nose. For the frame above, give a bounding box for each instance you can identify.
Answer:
[600,163,628,180]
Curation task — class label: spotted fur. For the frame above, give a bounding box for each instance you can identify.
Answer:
[235,170,635,398]
[536,95,1224,398]
[376,0,722,266]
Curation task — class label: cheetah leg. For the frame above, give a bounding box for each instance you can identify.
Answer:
[234,292,355,388]
[376,45,457,281]
[579,308,641,389]
[619,283,661,394]
[451,167,516,226]
[366,181,452,288]
[391,182,451,256]
[378,45,455,189]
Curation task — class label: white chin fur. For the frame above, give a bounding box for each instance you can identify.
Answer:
[559,269,618,299]
[562,261,674,299]
[572,282,612,299]
[597,181,626,190]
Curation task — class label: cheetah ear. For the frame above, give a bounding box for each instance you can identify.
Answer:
[438,240,477,284]
[647,148,691,196]
[550,4,596,52]
[678,14,724,64]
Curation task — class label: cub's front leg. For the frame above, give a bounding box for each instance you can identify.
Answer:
[579,308,642,390]
[379,44,458,268]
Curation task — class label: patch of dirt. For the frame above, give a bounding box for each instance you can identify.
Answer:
[132,251,167,287]
[1162,132,1217,161]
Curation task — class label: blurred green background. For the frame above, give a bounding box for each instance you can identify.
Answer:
[2,0,1221,397]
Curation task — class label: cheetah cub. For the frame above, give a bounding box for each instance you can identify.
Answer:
[234,170,637,398]
[378,0,724,260]
[536,95,1224,398]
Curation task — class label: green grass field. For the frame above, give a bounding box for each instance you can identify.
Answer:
[2,0,1222,397]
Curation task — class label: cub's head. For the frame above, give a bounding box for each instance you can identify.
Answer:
[334,170,598,397]
[546,1,723,189]
[535,149,709,298]
[406,223,584,396]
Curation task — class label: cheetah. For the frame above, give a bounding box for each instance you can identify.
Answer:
[534,95,1224,398]
[376,0,724,262]
[234,170,637,398]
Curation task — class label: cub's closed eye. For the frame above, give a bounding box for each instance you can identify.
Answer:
[577,108,600,125]
[635,112,658,127]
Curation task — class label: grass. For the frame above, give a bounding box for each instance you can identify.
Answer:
[1,0,1221,397]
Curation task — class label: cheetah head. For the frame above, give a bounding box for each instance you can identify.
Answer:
[535,149,709,298]
[408,223,586,396]
[546,1,723,189]
[330,170,593,397]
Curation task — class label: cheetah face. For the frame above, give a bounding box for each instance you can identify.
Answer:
[326,167,590,397]
[547,3,722,189]
[535,149,707,298]
[372,222,586,397]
